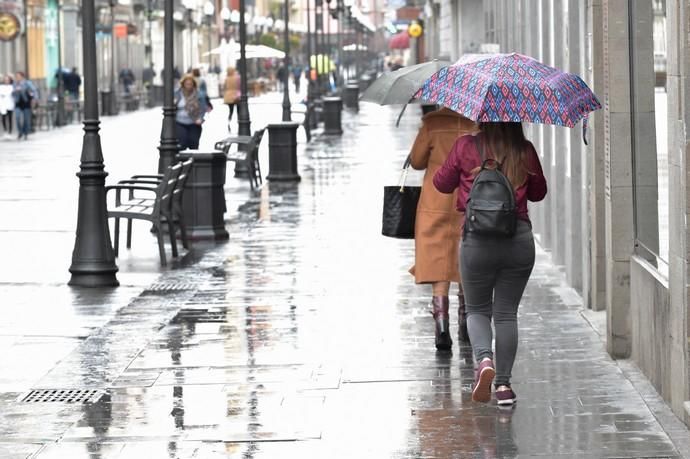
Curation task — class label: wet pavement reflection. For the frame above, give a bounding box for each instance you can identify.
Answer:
[1,103,689,458]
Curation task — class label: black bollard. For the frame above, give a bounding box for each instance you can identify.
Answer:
[176,150,229,240]
[323,96,343,135]
[267,122,301,182]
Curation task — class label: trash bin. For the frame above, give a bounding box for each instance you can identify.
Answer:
[176,149,229,241]
[152,85,164,107]
[323,97,343,135]
[100,90,118,116]
[267,122,301,182]
[343,82,359,111]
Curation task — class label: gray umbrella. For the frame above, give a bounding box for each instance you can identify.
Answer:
[360,59,451,105]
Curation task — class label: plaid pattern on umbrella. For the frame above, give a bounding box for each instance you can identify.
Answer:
[415,53,601,128]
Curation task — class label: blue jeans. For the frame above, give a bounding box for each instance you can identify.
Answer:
[15,107,32,137]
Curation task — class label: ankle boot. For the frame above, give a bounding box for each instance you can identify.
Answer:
[458,293,469,343]
[431,296,452,351]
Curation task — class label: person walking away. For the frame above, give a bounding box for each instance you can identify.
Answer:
[292,65,302,93]
[12,71,37,140]
[64,67,81,101]
[276,64,286,92]
[0,75,15,139]
[223,67,240,132]
[175,74,208,150]
[409,107,477,351]
[433,122,547,405]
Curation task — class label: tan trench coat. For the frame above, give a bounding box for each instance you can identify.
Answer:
[408,108,477,284]
[223,72,241,104]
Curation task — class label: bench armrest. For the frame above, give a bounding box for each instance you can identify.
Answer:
[118,179,161,185]
[131,174,163,180]
[106,184,158,206]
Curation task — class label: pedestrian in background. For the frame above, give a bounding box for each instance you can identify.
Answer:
[223,67,240,132]
[175,74,208,150]
[433,122,547,405]
[12,71,37,140]
[64,67,82,101]
[292,65,302,93]
[276,64,286,92]
[409,107,477,351]
[0,75,15,140]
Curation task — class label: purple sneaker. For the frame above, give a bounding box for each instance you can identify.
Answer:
[495,387,517,406]
[472,359,495,402]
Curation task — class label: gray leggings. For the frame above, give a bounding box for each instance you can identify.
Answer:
[460,220,535,387]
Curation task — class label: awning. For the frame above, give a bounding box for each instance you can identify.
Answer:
[389,32,410,50]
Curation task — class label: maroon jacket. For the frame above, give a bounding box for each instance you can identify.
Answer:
[433,134,548,224]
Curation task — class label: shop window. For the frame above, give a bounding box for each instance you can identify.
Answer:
[630,0,669,274]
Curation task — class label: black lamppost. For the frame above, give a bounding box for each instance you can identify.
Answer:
[158,0,178,173]
[146,0,154,70]
[185,7,194,69]
[203,1,214,69]
[235,0,252,176]
[55,0,66,127]
[68,0,119,286]
[281,0,291,121]
[314,0,322,97]
[325,0,331,92]
[108,0,118,115]
[334,0,342,87]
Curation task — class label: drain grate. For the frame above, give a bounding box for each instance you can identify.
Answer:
[172,308,227,323]
[143,283,195,294]
[21,389,103,404]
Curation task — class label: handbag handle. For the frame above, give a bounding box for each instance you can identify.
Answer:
[398,155,412,192]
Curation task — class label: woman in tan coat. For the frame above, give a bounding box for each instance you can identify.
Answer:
[223,67,241,131]
[409,107,477,350]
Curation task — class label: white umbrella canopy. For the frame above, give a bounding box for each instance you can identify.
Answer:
[205,41,285,59]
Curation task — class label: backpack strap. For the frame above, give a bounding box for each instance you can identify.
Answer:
[473,134,502,171]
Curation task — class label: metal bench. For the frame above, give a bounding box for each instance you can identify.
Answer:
[106,162,184,266]
[215,128,266,191]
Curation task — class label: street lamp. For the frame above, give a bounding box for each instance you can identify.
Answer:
[108,0,119,115]
[203,1,214,70]
[182,0,195,70]
[220,6,230,40]
[54,0,66,127]
[68,0,119,286]
[235,0,252,176]
[158,0,179,173]
[281,0,291,121]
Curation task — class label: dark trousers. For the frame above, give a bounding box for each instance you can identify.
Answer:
[460,220,535,387]
[175,122,202,150]
[1,111,12,134]
[227,104,235,121]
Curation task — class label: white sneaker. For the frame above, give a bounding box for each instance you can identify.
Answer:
[3,133,10,140]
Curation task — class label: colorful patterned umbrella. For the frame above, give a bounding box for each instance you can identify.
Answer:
[415,53,601,132]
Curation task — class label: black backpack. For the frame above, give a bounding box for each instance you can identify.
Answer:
[464,136,517,237]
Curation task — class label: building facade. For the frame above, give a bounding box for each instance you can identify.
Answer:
[423,0,690,425]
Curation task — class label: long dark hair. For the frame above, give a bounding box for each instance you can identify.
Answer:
[478,122,530,188]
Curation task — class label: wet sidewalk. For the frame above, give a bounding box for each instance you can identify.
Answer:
[1,101,690,458]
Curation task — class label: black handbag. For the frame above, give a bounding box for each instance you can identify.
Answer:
[382,156,421,239]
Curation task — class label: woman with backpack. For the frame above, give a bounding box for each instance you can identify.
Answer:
[408,107,477,351]
[433,122,547,405]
